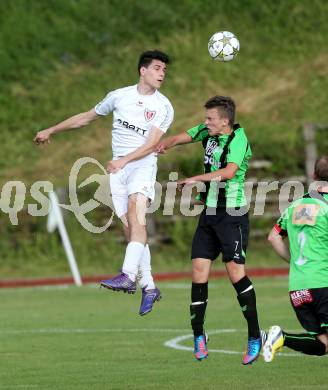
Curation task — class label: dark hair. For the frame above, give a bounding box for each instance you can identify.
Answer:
[138,50,170,74]
[204,95,236,127]
[314,155,328,181]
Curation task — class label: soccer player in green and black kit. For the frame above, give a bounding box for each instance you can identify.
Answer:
[157,96,264,364]
[264,155,328,362]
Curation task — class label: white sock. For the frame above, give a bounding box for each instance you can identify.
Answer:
[122,241,145,282]
[139,244,155,290]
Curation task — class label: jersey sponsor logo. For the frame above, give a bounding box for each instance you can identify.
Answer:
[117,118,147,136]
[144,108,156,122]
[289,289,313,307]
[292,204,320,226]
[205,139,218,155]
[204,140,223,167]
[204,155,218,166]
[136,101,144,107]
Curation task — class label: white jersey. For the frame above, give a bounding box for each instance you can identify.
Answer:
[95,84,174,161]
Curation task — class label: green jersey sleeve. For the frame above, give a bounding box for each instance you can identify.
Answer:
[186,124,208,142]
[275,209,288,235]
[226,130,250,167]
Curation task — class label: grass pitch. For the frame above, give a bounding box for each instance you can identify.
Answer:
[1,277,327,390]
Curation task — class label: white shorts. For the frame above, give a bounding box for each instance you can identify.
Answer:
[109,159,158,218]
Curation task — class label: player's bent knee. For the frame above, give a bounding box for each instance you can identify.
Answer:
[128,192,148,205]
[225,261,246,283]
[317,333,328,353]
[129,192,148,212]
[192,258,211,283]
[192,266,207,276]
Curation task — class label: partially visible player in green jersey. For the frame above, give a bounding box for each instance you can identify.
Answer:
[157,96,264,365]
[263,155,328,363]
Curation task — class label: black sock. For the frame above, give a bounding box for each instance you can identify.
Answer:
[233,276,260,339]
[190,282,208,337]
[283,332,326,356]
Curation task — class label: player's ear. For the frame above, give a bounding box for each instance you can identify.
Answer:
[140,66,147,76]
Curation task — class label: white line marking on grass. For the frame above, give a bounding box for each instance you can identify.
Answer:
[0,285,73,292]
[164,329,239,354]
[0,328,190,335]
[0,386,39,388]
[164,329,302,357]
[158,281,289,289]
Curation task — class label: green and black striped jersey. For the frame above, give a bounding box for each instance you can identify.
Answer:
[187,123,252,208]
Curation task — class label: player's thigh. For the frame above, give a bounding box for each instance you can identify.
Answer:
[312,287,328,335]
[127,193,149,227]
[191,210,221,262]
[127,163,157,204]
[289,289,322,334]
[109,172,128,218]
[215,212,249,265]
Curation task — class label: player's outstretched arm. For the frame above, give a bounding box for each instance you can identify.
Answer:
[267,227,290,262]
[178,163,238,187]
[156,132,192,154]
[33,108,99,145]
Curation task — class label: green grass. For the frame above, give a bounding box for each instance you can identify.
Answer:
[1,278,327,389]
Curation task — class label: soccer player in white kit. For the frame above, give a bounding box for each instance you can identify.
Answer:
[34,50,174,316]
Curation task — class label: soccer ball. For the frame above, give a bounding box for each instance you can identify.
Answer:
[208,31,240,62]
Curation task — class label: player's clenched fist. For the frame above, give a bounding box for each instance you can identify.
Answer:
[106,159,126,173]
[155,142,167,154]
[34,129,52,145]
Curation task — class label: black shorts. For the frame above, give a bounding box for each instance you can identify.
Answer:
[191,207,249,263]
[289,288,328,334]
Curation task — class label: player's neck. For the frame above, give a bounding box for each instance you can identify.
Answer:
[219,127,233,135]
[137,82,156,96]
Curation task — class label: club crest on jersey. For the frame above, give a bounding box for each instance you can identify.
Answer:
[144,108,156,122]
